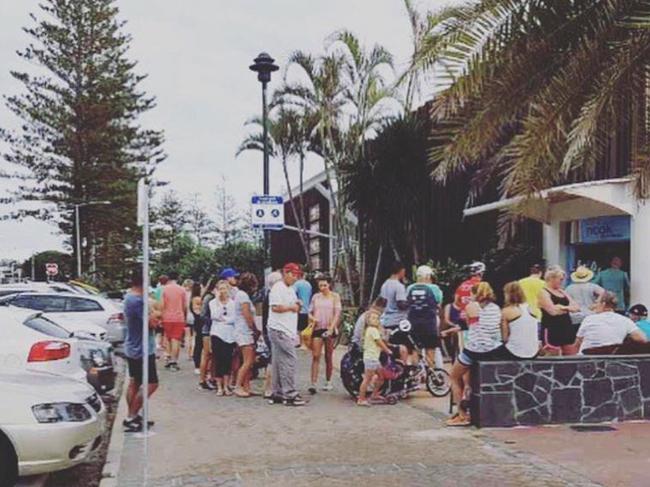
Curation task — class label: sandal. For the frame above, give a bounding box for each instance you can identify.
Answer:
[215,389,225,397]
[234,389,251,398]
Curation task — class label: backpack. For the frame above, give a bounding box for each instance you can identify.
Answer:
[407,284,438,332]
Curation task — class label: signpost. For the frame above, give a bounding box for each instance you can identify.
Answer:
[251,195,284,230]
[136,178,151,462]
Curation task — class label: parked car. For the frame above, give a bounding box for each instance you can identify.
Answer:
[0,370,105,485]
[0,292,126,343]
[0,281,82,297]
[0,308,115,393]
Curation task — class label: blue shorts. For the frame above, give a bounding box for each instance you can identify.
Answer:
[458,348,498,367]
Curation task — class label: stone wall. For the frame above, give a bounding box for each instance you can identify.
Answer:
[470,356,650,427]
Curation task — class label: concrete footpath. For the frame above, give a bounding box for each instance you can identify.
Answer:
[103,348,649,486]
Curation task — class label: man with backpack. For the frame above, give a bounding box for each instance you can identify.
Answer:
[406,265,444,369]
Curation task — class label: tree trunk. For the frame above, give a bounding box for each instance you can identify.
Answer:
[369,244,383,303]
[281,155,310,262]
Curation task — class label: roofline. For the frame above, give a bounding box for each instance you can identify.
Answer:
[463,177,633,218]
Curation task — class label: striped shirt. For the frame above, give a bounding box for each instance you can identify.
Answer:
[466,302,502,353]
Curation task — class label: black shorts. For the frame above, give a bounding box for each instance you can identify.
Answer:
[545,323,579,347]
[127,354,158,385]
[298,313,309,332]
[312,328,331,339]
[411,333,440,350]
[490,344,536,361]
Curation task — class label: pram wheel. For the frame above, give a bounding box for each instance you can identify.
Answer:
[386,396,398,405]
[426,368,451,397]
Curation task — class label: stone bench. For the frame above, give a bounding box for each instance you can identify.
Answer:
[470,355,650,427]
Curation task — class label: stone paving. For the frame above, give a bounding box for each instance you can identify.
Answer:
[115,348,603,487]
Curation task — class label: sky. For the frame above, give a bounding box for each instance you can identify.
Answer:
[0,0,459,261]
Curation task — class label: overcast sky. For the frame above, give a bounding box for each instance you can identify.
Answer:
[0,0,459,261]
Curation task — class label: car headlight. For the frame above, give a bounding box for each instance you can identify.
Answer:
[32,403,91,423]
[91,350,106,367]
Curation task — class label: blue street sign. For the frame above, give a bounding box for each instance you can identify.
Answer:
[251,195,284,230]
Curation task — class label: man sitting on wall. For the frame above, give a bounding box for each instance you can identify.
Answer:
[574,292,647,355]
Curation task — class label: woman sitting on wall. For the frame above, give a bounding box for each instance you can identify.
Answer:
[446,282,502,427]
[493,282,540,360]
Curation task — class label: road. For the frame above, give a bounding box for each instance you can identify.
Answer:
[113,348,598,487]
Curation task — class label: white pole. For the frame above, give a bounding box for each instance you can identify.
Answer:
[141,179,150,449]
[75,204,82,277]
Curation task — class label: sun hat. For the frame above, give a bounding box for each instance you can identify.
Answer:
[570,266,594,283]
[628,304,648,318]
[219,268,239,279]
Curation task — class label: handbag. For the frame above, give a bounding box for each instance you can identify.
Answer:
[301,319,315,349]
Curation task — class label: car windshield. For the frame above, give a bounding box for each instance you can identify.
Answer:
[0,294,18,305]
[24,316,72,339]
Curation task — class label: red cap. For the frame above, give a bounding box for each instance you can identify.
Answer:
[283,263,302,275]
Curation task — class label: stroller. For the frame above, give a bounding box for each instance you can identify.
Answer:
[251,336,271,380]
[340,320,450,403]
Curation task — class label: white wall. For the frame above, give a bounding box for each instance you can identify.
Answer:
[630,201,650,305]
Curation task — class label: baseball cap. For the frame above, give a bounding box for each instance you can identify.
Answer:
[416,265,433,278]
[628,304,648,317]
[219,268,239,279]
[282,263,302,275]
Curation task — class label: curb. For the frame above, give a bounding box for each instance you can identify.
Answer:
[99,376,127,487]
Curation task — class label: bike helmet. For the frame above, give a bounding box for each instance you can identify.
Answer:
[468,261,486,275]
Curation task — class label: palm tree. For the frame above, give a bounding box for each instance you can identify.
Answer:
[237,108,311,261]
[407,0,650,202]
[276,33,398,303]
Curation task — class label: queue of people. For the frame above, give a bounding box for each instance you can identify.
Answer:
[122,255,650,432]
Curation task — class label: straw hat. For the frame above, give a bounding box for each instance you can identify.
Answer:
[570,266,594,283]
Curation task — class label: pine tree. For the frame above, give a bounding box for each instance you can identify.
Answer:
[0,0,165,282]
[151,190,188,253]
[186,193,214,246]
[214,176,244,246]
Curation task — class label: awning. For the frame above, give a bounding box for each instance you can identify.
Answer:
[463,177,635,224]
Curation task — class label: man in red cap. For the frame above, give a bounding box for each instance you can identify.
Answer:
[267,263,306,406]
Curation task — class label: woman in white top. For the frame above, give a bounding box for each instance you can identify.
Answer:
[493,281,540,360]
[209,281,236,396]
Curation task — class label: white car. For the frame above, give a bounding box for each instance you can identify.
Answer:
[0,292,126,343]
[0,308,87,384]
[0,370,105,483]
[0,282,82,297]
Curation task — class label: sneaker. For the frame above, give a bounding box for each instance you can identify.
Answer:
[446,413,470,427]
[169,362,180,371]
[123,417,142,432]
[284,395,306,407]
[267,395,284,405]
[194,368,200,375]
[198,381,215,391]
[322,382,333,391]
[308,385,317,395]
[134,415,155,427]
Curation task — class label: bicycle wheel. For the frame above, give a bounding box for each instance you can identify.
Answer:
[426,368,451,397]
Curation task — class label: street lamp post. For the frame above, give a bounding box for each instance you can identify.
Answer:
[249,52,279,265]
[74,201,111,277]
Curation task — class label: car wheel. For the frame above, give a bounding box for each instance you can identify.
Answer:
[0,432,17,487]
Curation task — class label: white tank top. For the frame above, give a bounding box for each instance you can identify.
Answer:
[505,304,539,358]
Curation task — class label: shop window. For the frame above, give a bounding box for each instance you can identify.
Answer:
[309,204,320,223]
[309,238,320,254]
